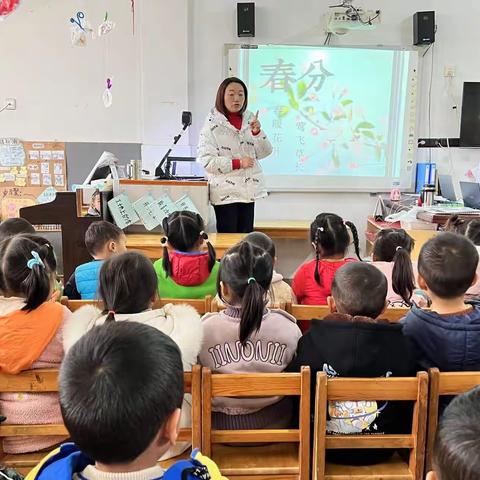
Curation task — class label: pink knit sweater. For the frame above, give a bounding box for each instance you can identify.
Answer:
[0,297,70,454]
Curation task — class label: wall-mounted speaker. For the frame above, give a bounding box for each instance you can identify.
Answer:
[413,11,435,45]
[237,3,255,38]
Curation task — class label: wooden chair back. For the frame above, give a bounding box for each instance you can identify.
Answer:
[426,368,480,472]
[286,303,409,322]
[202,367,311,479]
[61,295,212,314]
[0,366,201,475]
[313,371,428,480]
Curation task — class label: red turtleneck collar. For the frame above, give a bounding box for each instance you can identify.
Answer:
[227,111,243,130]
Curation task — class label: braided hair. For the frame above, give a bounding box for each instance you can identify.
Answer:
[161,211,216,277]
[310,213,362,286]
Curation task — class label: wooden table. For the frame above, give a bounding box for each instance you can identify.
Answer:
[366,216,437,261]
[126,233,246,260]
[254,220,310,239]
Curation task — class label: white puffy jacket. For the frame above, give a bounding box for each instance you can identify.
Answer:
[197,108,273,205]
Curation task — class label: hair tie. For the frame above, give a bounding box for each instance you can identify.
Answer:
[108,310,115,315]
[200,230,209,242]
[247,277,256,285]
[27,251,45,270]
[317,227,324,232]
[160,236,168,245]
[396,246,403,252]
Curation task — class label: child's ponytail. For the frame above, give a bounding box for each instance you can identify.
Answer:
[1,236,55,311]
[219,241,273,345]
[161,211,216,277]
[344,220,362,261]
[392,246,415,305]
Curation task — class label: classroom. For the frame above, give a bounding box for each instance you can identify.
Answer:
[0,1,480,479]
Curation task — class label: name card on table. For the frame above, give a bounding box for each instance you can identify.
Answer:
[156,194,176,220]
[108,193,139,229]
[175,194,200,215]
[133,194,163,231]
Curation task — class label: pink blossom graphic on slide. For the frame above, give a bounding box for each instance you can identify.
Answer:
[299,155,309,164]
[309,93,318,101]
[311,127,319,136]
[320,141,331,150]
[349,162,359,169]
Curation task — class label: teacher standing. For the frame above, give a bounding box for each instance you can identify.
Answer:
[198,77,273,233]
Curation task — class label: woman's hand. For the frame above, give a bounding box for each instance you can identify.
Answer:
[250,110,261,135]
[240,156,255,169]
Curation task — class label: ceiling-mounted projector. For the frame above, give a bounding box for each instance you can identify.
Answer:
[325,1,381,35]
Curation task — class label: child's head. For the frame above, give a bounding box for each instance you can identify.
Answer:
[84,221,127,260]
[59,321,184,468]
[330,262,388,319]
[373,228,416,305]
[0,218,35,243]
[418,233,478,300]
[161,211,216,276]
[444,214,468,235]
[428,386,480,480]
[218,241,273,345]
[98,252,158,322]
[0,234,57,310]
[310,213,361,284]
[244,231,276,262]
[466,219,480,246]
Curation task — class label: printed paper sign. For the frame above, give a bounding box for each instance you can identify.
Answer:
[133,195,163,231]
[175,194,200,215]
[30,173,41,185]
[37,187,57,204]
[29,150,40,160]
[108,193,139,229]
[54,174,65,187]
[52,150,65,160]
[42,174,52,186]
[0,138,25,167]
[40,150,52,161]
[54,163,63,174]
[155,194,176,221]
[40,163,50,174]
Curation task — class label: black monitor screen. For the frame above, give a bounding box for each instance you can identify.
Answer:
[460,82,480,147]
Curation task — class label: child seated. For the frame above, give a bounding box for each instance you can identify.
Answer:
[215,231,296,308]
[0,217,35,242]
[403,233,480,371]
[26,321,225,479]
[63,251,202,460]
[64,221,126,300]
[293,212,361,306]
[427,386,480,480]
[0,235,70,454]
[199,241,301,429]
[289,262,415,466]
[372,228,426,307]
[154,211,219,299]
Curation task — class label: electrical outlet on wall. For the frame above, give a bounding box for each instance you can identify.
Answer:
[444,66,456,78]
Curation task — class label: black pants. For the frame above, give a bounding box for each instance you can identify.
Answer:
[213,202,255,233]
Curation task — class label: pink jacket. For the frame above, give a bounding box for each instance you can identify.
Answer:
[199,306,301,415]
[0,297,69,454]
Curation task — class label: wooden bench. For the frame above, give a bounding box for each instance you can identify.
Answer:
[0,367,202,475]
[286,304,410,322]
[201,367,311,479]
[61,295,212,315]
[313,372,428,480]
[425,368,480,472]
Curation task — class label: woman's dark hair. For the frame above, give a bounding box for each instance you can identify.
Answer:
[444,214,468,235]
[310,213,361,285]
[1,234,57,310]
[99,252,158,322]
[161,211,216,277]
[466,220,480,246]
[215,77,248,116]
[373,228,416,305]
[218,241,273,345]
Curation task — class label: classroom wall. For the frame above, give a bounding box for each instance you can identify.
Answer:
[2,0,480,274]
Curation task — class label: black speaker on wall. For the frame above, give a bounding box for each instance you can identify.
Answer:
[237,3,255,38]
[413,11,435,45]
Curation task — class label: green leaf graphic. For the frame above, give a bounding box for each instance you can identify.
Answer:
[321,111,331,121]
[341,99,353,106]
[297,81,307,99]
[278,106,290,118]
[356,121,375,129]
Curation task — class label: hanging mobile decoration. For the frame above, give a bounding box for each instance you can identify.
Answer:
[131,0,135,35]
[98,11,115,37]
[103,78,113,108]
[70,11,95,47]
[0,0,20,18]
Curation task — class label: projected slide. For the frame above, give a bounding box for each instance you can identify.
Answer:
[229,45,417,191]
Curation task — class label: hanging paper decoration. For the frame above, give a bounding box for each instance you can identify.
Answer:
[103,78,113,108]
[0,0,20,17]
[98,11,115,37]
[131,0,135,35]
[69,11,95,47]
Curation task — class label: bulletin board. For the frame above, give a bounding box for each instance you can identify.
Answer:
[0,138,68,221]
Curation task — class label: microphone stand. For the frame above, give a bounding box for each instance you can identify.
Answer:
[155,124,189,179]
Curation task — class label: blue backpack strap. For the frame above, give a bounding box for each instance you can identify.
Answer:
[163,458,211,480]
